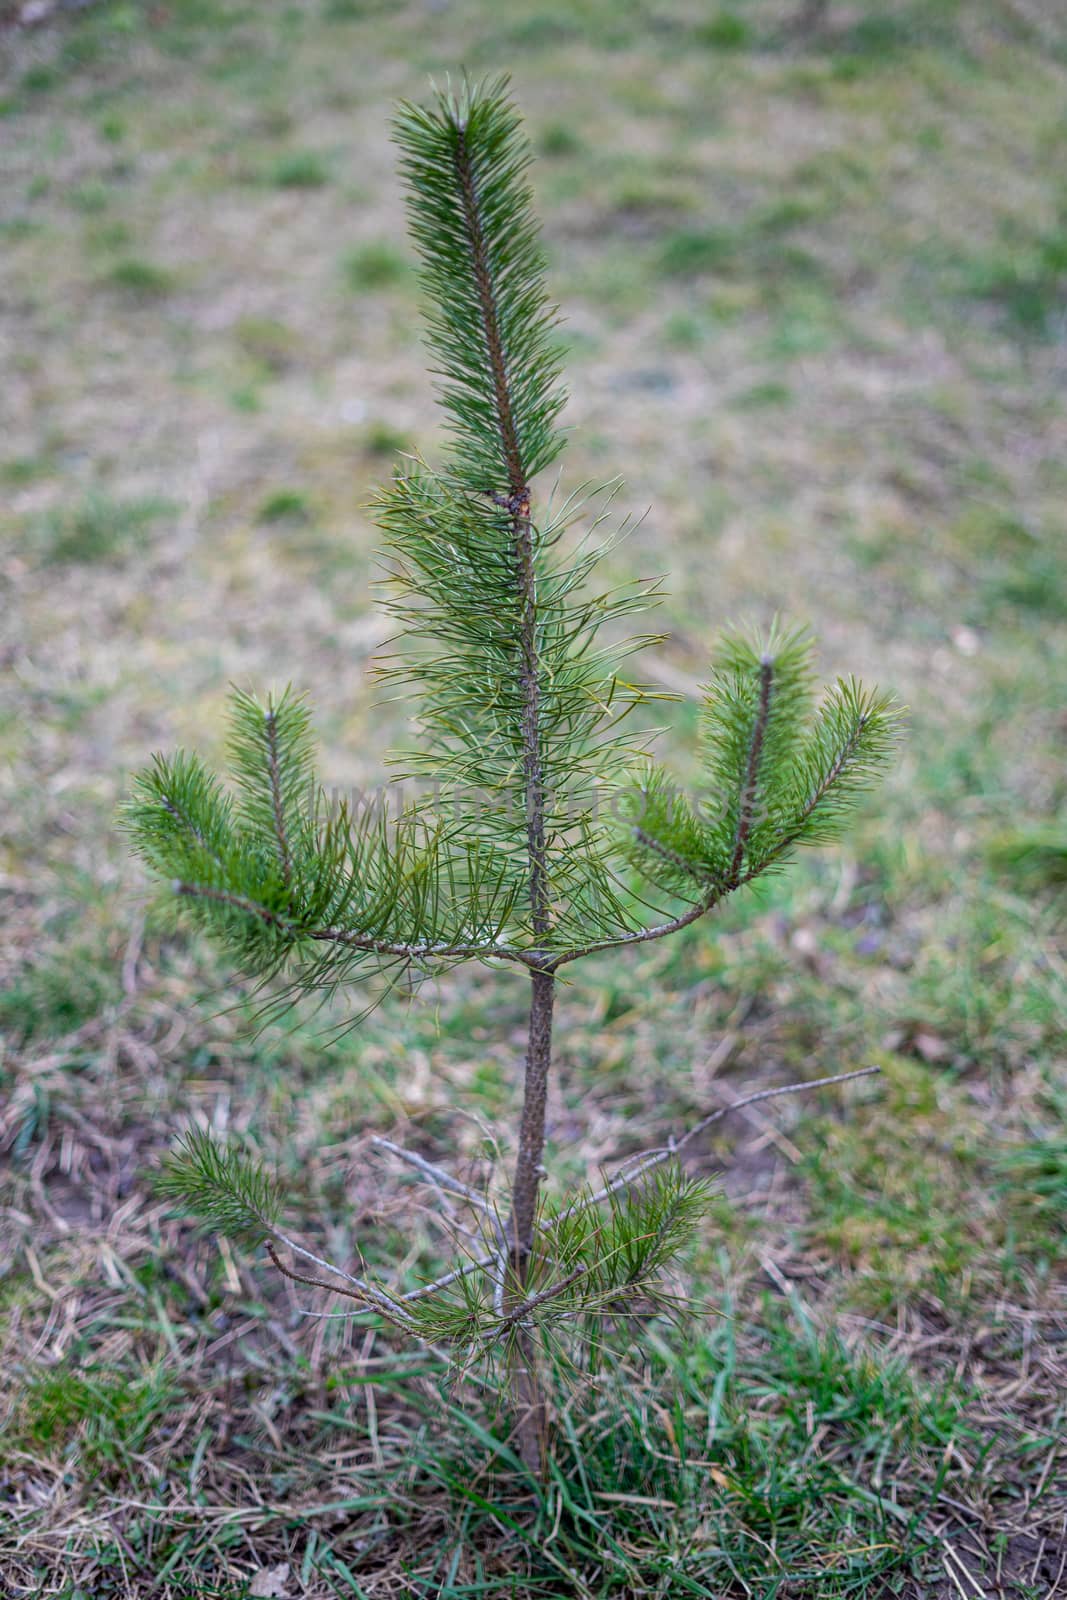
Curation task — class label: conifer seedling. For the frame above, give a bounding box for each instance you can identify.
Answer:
[126,77,900,1470]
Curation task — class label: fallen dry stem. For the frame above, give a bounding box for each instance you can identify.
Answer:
[550,1065,882,1227]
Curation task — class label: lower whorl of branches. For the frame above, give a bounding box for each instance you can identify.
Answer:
[158,1067,879,1366]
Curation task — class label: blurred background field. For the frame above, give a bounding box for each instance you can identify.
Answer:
[0,2,1064,1596]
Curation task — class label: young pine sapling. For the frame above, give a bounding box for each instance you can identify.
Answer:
[125,78,899,1470]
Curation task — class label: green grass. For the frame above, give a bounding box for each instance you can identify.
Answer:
[84,217,133,253]
[0,945,118,1046]
[269,149,331,188]
[362,419,411,457]
[69,179,113,214]
[538,119,583,157]
[232,314,299,373]
[0,1272,977,1599]
[988,826,1067,888]
[659,225,740,278]
[1,453,52,485]
[998,1131,1067,1256]
[697,12,752,52]
[22,1363,182,1474]
[30,493,172,565]
[964,221,1067,338]
[256,486,313,523]
[104,256,175,299]
[21,64,63,95]
[342,239,409,290]
[401,1319,964,1597]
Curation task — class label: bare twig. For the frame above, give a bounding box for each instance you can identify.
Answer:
[312,921,531,965]
[265,1243,417,1333]
[401,1249,499,1303]
[371,1136,495,1214]
[551,1066,881,1226]
[173,881,531,966]
[268,1227,376,1294]
[551,892,718,967]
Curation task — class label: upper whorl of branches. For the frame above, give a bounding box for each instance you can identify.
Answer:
[122,688,524,994]
[619,626,901,908]
[393,75,567,497]
[122,80,901,985]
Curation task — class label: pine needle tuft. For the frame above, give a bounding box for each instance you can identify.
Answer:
[157,1127,281,1248]
[393,74,567,496]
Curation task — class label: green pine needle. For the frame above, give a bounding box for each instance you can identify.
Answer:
[156,1126,282,1247]
[620,625,901,904]
[393,74,566,495]
[226,685,317,900]
[549,1166,715,1308]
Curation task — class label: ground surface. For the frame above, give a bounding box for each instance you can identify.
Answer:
[0,2,1065,1596]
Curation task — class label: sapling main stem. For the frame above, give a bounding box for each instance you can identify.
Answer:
[133,77,901,1478]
